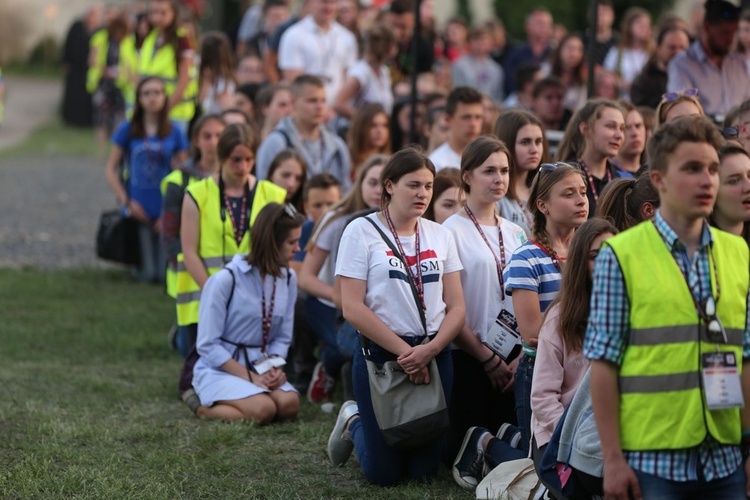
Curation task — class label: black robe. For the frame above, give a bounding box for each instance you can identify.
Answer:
[61,19,93,127]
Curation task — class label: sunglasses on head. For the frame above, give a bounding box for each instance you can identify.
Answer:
[662,88,699,102]
[722,126,739,139]
[539,161,580,173]
[283,203,298,218]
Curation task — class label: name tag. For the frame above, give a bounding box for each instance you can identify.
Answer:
[702,352,744,410]
[484,309,522,363]
[252,356,286,375]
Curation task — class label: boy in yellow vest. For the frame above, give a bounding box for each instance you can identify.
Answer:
[585,115,750,498]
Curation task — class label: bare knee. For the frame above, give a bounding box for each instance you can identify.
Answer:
[239,395,277,424]
[274,392,300,421]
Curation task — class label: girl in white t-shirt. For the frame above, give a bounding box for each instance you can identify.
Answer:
[333,24,395,119]
[298,155,385,403]
[442,136,527,466]
[198,32,237,115]
[603,8,653,92]
[326,148,466,486]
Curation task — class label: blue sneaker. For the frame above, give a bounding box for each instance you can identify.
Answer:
[453,426,488,491]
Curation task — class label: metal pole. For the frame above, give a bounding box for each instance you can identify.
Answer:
[409,0,422,145]
[586,0,599,98]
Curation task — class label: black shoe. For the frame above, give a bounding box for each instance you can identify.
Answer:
[453,426,487,491]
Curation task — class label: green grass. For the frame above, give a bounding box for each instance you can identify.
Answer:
[3,62,62,80]
[0,268,463,499]
[0,120,99,160]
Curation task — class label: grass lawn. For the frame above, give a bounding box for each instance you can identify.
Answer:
[0,268,463,499]
[0,120,99,160]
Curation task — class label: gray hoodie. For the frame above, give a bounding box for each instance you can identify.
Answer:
[256,116,352,191]
[556,369,603,477]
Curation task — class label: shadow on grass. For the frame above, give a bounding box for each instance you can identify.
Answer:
[0,268,462,498]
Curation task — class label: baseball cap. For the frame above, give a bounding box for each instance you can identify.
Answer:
[704,0,740,23]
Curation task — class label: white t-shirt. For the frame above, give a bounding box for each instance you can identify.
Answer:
[603,47,649,86]
[443,213,527,342]
[346,59,394,113]
[310,210,349,308]
[278,16,358,104]
[336,213,463,337]
[429,142,462,171]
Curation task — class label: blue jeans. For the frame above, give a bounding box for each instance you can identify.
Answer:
[134,223,166,283]
[305,296,343,377]
[514,354,535,455]
[337,320,359,360]
[350,336,453,486]
[634,466,745,499]
[485,437,526,470]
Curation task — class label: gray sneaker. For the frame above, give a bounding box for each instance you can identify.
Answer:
[327,400,358,466]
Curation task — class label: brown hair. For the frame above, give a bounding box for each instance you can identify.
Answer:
[460,135,511,193]
[363,23,396,63]
[446,86,483,117]
[254,83,291,124]
[550,33,586,86]
[246,203,305,278]
[554,218,618,352]
[130,76,172,139]
[619,7,654,52]
[308,154,388,249]
[424,173,460,221]
[291,74,325,97]
[556,98,623,162]
[655,95,704,129]
[348,103,392,173]
[494,109,550,201]
[528,164,586,255]
[381,148,436,207]
[595,174,659,231]
[217,123,258,165]
[302,173,341,202]
[189,114,226,161]
[267,149,308,213]
[198,31,237,95]
[648,114,725,174]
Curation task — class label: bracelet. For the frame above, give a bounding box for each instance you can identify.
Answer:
[481,352,497,365]
[485,358,503,374]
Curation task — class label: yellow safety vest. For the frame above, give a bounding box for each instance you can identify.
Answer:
[138,28,198,123]
[86,29,109,94]
[119,34,139,119]
[175,177,287,326]
[607,222,748,451]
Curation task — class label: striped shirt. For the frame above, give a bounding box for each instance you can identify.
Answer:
[584,211,750,482]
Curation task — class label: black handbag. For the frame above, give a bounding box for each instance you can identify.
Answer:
[96,209,141,265]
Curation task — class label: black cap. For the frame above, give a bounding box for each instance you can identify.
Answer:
[704,0,740,23]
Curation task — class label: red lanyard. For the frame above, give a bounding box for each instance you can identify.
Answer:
[578,160,611,204]
[464,205,507,301]
[223,194,247,246]
[260,277,277,354]
[383,208,426,312]
[531,240,564,273]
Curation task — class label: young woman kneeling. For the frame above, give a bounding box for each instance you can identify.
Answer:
[192,203,304,423]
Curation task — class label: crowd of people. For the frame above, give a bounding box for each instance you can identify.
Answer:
[62,0,750,496]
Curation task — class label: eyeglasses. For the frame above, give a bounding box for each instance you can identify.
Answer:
[722,126,739,139]
[704,296,728,344]
[539,161,580,172]
[662,88,699,102]
[139,89,164,97]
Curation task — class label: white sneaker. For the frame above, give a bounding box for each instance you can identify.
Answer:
[327,400,358,467]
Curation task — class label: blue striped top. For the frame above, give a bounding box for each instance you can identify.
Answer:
[504,241,563,314]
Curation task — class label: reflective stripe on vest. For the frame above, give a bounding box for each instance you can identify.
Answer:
[138,29,198,122]
[607,222,748,451]
[174,177,287,326]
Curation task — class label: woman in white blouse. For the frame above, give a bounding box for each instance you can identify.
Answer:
[192,203,304,423]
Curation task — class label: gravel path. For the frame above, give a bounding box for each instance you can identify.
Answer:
[0,75,115,269]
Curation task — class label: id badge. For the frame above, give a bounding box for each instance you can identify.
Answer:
[252,356,286,375]
[702,352,744,410]
[483,309,522,362]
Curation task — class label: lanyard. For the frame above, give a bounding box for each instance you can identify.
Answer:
[223,193,247,246]
[383,208,426,312]
[651,220,720,323]
[260,277,278,354]
[578,160,611,204]
[464,205,507,301]
[531,240,564,273]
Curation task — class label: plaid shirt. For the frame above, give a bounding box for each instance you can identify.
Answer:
[584,211,750,482]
